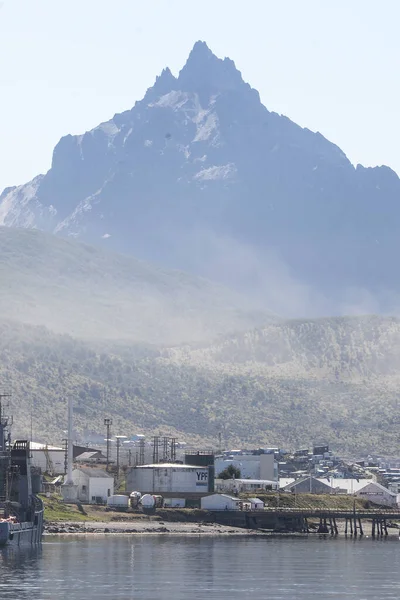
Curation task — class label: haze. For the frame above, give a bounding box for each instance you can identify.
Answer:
[0,0,399,193]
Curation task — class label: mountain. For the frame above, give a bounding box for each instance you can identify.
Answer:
[2,41,400,316]
[166,314,400,379]
[0,226,272,344]
[1,316,398,455]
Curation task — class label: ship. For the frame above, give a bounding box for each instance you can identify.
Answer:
[0,395,44,546]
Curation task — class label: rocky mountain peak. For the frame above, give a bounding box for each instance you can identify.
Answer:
[143,66,177,103]
[1,42,400,314]
[178,40,247,99]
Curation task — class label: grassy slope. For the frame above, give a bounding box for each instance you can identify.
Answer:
[242,493,370,510]
[42,494,373,523]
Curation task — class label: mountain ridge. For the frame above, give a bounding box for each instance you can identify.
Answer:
[1,41,400,316]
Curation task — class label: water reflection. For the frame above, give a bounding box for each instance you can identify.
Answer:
[0,545,43,600]
[0,536,399,599]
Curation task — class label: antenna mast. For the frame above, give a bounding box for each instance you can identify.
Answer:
[65,397,74,485]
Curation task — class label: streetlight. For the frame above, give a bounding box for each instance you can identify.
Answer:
[104,418,112,471]
[115,435,127,479]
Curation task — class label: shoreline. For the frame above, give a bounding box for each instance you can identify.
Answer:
[44,520,400,538]
[44,521,268,536]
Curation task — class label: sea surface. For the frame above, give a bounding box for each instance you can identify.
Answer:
[0,535,399,599]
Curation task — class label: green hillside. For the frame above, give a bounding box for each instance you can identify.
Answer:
[1,317,399,455]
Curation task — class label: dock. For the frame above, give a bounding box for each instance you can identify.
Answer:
[210,507,400,536]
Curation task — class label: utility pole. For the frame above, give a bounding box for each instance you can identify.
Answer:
[65,397,74,485]
[115,435,127,479]
[62,439,68,475]
[30,396,33,446]
[0,389,12,451]
[139,439,145,465]
[104,418,112,471]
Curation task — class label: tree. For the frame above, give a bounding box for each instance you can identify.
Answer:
[218,465,241,480]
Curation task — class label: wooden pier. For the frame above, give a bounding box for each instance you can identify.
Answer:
[211,507,400,536]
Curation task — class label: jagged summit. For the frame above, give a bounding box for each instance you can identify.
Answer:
[143,66,177,103]
[186,40,214,60]
[178,40,247,98]
[1,42,400,315]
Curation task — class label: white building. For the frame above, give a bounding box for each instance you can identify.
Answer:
[317,478,373,494]
[71,467,114,504]
[30,442,65,475]
[126,463,211,494]
[355,481,398,507]
[311,478,398,507]
[215,453,277,481]
[279,478,295,489]
[201,494,241,511]
[248,497,264,510]
[215,478,278,494]
[388,481,400,494]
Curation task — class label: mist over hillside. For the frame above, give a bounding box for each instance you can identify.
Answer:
[1,42,400,317]
[167,315,400,379]
[1,42,399,453]
[1,317,398,455]
[0,226,273,345]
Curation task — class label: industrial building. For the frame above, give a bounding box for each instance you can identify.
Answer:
[280,477,399,506]
[281,476,333,494]
[215,452,277,481]
[71,467,114,504]
[29,442,106,475]
[29,442,65,475]
[355,481,399,507]
[75,450,106,464]
[126,463,213,495]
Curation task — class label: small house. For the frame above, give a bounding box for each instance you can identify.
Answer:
[201,494,241,511]
[71,467,114,504]
[247,497,264,510]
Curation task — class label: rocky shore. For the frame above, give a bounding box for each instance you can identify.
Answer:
[44,520,266,536]
[44,518,399,537]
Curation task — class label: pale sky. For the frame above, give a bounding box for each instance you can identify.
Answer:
[0,0,399,193]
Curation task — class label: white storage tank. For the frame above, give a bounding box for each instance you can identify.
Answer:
[129,491,141,509]
[140,494,156,509]
[126,463,210,494]
[106,495,130,511]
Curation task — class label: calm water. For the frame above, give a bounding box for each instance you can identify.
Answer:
[0,535,399,599]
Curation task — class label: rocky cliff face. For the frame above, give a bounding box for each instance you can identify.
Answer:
[1,41,400,316]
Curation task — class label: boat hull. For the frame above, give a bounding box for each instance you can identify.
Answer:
[0,513,44,546]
